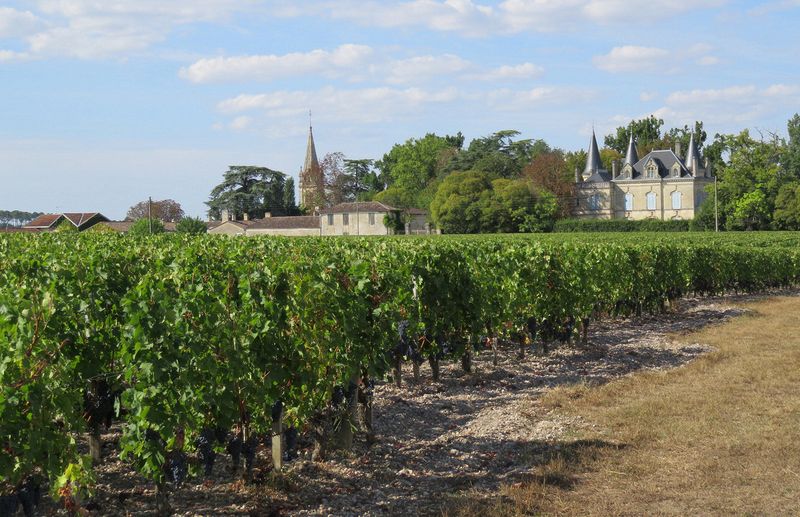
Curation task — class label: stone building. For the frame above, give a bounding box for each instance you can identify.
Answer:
[298,126,325,210]
[574,130,713,220]
[319,202,430,236]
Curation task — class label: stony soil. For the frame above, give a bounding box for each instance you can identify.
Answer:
[36,293,768,517]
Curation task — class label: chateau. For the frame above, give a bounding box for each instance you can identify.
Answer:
[574,130,713,220]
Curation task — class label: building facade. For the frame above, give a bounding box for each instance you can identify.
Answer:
[319,202,430,236]
[574,130,713,221]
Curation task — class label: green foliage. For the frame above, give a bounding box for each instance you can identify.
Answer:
[54,219,77,233]
[175,217,207,235]
[206,166,290,219]
[376,133,461,197]
[128,218,166,236]
[444,130,549,179]
[1,231,799,505]
[0,210,43,228]
[773,181,800,230]
[604,116,665,153]
[554,218,691,232]
[430,172,557,234]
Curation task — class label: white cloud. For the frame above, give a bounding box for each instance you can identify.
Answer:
[384,54,471,84]
[217,86,463,124]
[229,115,252,130]
[656,83,800,127]
[593,46,670,73]
[180,44,374,83]
[640,91,658,102]
[480,62,544,80]
[281,0,725,36]
[594,43,719,73]
[6,0,260,59]
[0,49,31,62]
[0,7,42,38]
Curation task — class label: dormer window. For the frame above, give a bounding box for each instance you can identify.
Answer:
[672,164,680,177]
[646,165,657,179]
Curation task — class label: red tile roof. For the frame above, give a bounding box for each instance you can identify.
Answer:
[247,216,320,230]
[24,214,64,229]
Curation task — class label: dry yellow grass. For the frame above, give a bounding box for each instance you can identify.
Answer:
[447,295,800,517]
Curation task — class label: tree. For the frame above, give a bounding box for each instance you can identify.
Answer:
[430,171,557,234]
[206,166,288,220]
[772,182,800,229]
[444,130,549,178]
[430,171,493,233]
[604,116,664,154]
[128,218,165,236]
[782,113,800,179]
[175,217,208,235]
[376,133,463,201]
[127,199,184,222]
[523,151,574,218]
[0,210,44,228]
[694,129,786,230]
[283,177,299,215]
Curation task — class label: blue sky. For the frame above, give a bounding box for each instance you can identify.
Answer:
[1,0,799,219]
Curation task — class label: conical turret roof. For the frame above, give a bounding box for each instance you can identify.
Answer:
[584,130,603,175]
[684,132,701,173]
[624,132,639,166]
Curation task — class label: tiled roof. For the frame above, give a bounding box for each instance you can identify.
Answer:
[0,227,43,233]
[320,202,399,214]
[632,150,689,178]
[247,216,320,230]
[24,214,64,228]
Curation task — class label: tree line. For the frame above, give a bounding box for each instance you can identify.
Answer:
[201,113,800,233]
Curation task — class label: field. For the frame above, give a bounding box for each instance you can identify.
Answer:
[1,231,799,516]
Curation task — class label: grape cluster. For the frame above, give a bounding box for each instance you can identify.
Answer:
[242,435,259,472]
[284,427,298,462]
[83,379,118,429]
[194,428,217,476]
[226,433,243,471]
[165,451,188,487]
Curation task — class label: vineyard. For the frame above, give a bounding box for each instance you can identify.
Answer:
[1,232,799,516]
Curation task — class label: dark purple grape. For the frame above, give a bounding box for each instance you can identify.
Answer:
[195,428,216,476]
[271,400,283,423]
[165,451,188,487]
[332,386,345,407]
[0,494,18,517]
[284,427,298,462]
[242,435,259,472]
[227,433,242,471]
[214,426,228,444]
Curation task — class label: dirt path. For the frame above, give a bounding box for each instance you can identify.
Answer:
[42,294,764,516]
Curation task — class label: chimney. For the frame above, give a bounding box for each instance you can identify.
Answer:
[693,157,700,177]
[243,212,249,221]
[612,160,619,179]
[574,166,581,183]
[704,157,710,177]
[675,141,682,158]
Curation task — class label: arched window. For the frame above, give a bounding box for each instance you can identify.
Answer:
[672,165,681,177]
[646,192,657,210]
[624,193,633,211]
[671,191,682,210]
[589,194,601,210]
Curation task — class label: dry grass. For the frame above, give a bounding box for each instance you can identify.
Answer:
[447,295,800,517]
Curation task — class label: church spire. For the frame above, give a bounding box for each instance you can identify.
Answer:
[624,131,639,166]
[684,131,702,174]
[303,125,319,173]
[299,123,324,209]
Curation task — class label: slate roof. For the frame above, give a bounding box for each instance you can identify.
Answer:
[631,150,690,178]
[624,133,639,166]
[247,216,320,230]
[320,202,400,214]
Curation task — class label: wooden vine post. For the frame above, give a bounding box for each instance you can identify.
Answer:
[272,401,283,472]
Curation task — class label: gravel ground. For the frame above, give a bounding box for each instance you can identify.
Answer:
[36,292,783,517]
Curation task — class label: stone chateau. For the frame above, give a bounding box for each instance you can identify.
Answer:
[574,130,713,220]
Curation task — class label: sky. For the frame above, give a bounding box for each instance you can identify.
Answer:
[1,0,799,219]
